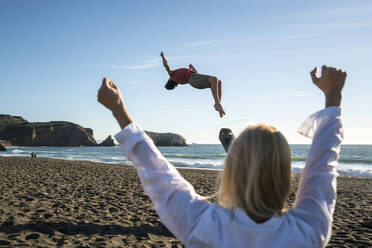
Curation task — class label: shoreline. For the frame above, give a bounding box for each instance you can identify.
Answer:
[1,155,372,179]
[0,157,371,247]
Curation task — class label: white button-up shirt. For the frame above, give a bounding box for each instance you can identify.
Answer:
[115,106,343,248]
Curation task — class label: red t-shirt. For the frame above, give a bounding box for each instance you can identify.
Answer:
[170,68,195,84]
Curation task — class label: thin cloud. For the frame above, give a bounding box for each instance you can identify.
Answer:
[183,38,239,48]
[185,40,222,47]
[314,5,372,17]
[112,63,160,70]
[144,57,162,64]
[112,50,233,71]
[250,33,320,42]
[287,21,372,32]
[112,57,162,70]
[264,4,372,23]
[263,4,372,32]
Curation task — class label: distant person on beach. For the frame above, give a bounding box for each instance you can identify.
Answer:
[160,51,226,118]
[97,65,346,247]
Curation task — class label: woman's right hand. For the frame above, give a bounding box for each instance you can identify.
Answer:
[98,78,133,128]
[98,78,124,113]
[310,65,347,107]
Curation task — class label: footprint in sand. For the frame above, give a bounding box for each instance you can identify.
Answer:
[0,240,11,246]
[25,233,40,240]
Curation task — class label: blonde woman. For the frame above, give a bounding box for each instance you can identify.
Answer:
[97,65,346,248]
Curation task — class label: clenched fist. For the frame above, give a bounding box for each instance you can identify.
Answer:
[310,66,347,107]
[98,78,132,128]
[97,78,124,113]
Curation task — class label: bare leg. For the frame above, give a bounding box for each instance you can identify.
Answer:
[208,76,225,118]
[218,80,222,102]
[208,76,220,104]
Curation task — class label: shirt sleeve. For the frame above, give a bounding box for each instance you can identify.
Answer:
[294,106,343,247]
[115,123,211,244]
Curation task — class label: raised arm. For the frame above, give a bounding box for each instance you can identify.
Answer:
[310,65,346,108]
[97,78,210,244]
[188,64,197,73]
[294,66,347,247]
[160,51,173,76]
[97,78,133,129]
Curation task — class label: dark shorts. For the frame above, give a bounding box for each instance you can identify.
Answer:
[189,73,211,89]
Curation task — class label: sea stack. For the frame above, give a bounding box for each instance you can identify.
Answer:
[0,144,6,151]
[98,135,115,146]
[145,131,187,146]
[219,128,235,152]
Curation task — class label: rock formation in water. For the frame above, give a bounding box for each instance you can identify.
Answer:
[0,121,98,147]
[0,140,11,147]
[84,128,94,136]
[145,131,187,146]
[0,115,28,132]
[0,114,187,147]
[219,128,235,152]
[98,135,115,146]
[0,144,6,151]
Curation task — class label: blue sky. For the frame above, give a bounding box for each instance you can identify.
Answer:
[1,0,371,144]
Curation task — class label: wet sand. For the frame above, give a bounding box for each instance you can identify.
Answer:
[0,157,371,247]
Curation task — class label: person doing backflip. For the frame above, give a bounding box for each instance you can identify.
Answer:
[161,51,226,118]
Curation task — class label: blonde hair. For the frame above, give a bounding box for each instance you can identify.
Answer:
[216,124,291,223]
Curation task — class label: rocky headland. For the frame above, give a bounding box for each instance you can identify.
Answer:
[0,115,186,147]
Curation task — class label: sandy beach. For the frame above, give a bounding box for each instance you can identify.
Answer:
[0,157,371,247]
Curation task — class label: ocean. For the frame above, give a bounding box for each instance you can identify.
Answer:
[1,144,372,178]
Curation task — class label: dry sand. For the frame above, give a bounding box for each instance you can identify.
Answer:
[0,157,371,247]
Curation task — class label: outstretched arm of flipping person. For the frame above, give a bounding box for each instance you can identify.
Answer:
[189,64,197,73]
[161,51,172,75]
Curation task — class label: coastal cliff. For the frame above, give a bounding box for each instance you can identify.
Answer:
[0,121,98,147]
[0,115,187,147]
[0,115,28,132]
